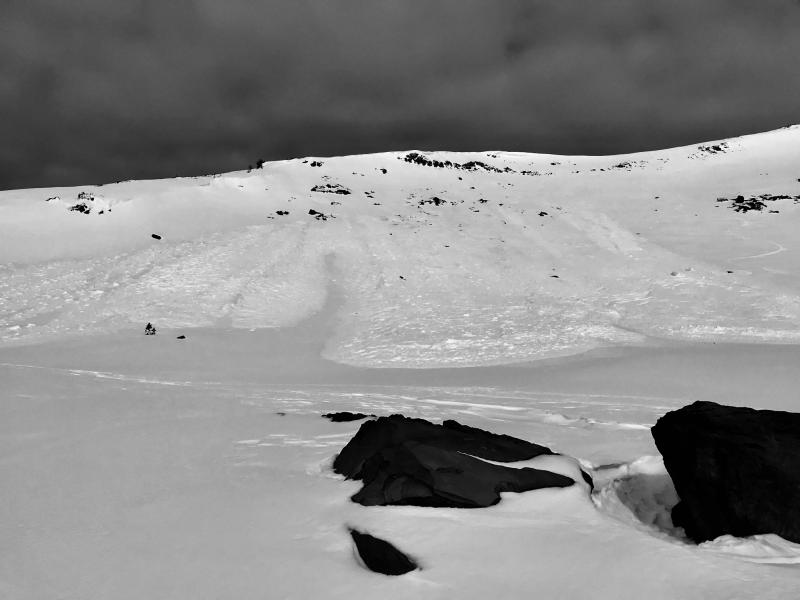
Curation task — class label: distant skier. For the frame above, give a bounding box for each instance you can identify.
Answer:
[144,322,156,335]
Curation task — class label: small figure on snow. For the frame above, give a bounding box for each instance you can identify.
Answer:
[145,322,157,336]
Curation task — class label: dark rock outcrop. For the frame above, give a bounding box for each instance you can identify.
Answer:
[652,400,800,543]
[418,196,446,206]
[400,152,509,174]
[308,208,332,221]
[716,193,800,213]
[333,415,573,508]
[69,202,91,214]
[323,412,374,422]
[350,529,417,576]
[310,183,350,195]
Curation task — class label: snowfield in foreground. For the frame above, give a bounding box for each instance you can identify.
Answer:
[2,127,800,599]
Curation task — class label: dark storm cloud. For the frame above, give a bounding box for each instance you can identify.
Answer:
[2,0,800,189]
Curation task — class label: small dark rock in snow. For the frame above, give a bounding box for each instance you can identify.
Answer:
[276,210,289,216]
[350,529,417,576]
[323,412,374,422]
[151,234,162,240]
[380,168,387,174]
[308,208,332,221]
[176,335,186,340]
[419,197,446,206]
[333,415,572,508]
[580,470,594,490]
[652,400,800,544]
[144,322,156,336]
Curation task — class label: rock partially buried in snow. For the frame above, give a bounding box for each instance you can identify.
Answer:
[333,415,573,508]
[322,411,374,422]
[652,400,800,544]
[349,529,417,576]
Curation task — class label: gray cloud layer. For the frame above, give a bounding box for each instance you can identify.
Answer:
[2,0,800,189]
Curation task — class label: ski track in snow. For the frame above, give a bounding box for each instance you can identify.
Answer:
[733,241,787,261]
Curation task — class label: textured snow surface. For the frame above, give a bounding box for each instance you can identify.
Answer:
[3,127,800,366]
[3,337,800,599]
[3,128,800,598]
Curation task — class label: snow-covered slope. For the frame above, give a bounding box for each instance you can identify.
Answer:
[3,126,800,366]
[4,128,800,600]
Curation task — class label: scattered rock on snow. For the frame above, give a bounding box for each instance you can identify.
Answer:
[67,191,105,214]
[418,196,446,206]
[311,183,350,195]
[716,193,800,213]
[400,152,510,174]
[349,529,417,576]
[151,234,162,240]
[652,400,800,544]
[69,202,92,214]
[333,415,573,508]
[696,142,729,155]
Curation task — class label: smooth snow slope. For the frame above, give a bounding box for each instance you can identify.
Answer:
[2,126,800,366]
[3,128,800,600]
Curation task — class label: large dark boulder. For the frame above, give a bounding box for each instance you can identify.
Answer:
[333,415,573,508]
[652,400,800,543]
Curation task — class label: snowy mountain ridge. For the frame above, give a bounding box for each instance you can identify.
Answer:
[2,125,800,366]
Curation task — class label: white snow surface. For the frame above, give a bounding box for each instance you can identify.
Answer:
[3,126,800,365]
[3,128,800,598]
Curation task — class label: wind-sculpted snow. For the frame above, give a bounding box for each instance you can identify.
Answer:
[6,340,800,597]
[2,127,800,365]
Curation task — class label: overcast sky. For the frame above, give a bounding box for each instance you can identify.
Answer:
[2,0,800,190]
